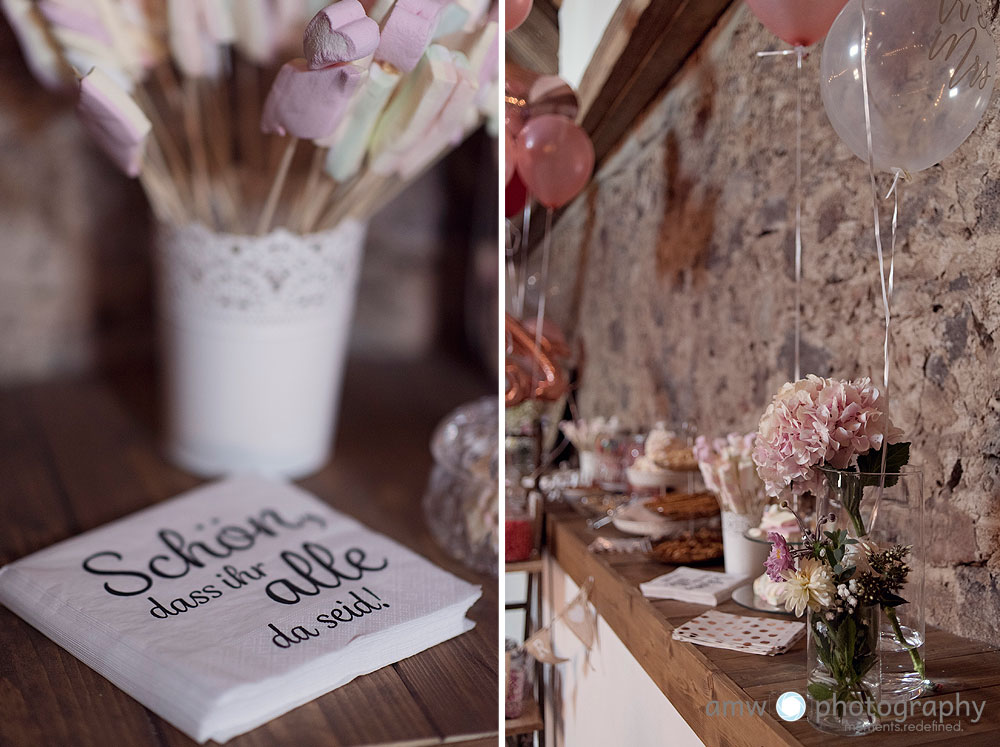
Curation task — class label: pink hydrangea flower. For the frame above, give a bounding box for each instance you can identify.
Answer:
[752,375,900,498]
[764,531,794,582]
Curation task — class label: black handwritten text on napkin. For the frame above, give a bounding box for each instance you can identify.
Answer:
[77,506,389,619]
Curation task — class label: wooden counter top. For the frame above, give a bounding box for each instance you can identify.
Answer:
[547,502,1000,746]
[0,356,498,747]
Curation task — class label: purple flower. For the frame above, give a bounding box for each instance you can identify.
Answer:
[764,532,794,582]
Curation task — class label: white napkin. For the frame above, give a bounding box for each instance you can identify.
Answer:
[640,566,749,606]
[0,476,480,743]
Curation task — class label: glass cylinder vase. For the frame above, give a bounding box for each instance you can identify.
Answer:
[819,466,927,703]
[807,604,881,736]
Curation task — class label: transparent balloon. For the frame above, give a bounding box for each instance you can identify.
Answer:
[820,0,995,174]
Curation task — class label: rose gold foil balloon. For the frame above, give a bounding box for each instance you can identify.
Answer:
[505,314,569,405]
[506,0,533,32]
[515,114,594,209]
[527,75,579,120]
[745,0,848,47]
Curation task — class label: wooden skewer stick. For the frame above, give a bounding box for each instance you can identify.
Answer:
[199,81,240,231]
[143,139,187,223]
[292,147,328,233]
[182,77,215,227]
[302,179,336,234]
[135,83,191,219]
[236,59,263,173]
[256,137,298,236]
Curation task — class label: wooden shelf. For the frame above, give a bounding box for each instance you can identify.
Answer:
[505,558,543,574]
[505,697,544,737]
[547,502,1000,745]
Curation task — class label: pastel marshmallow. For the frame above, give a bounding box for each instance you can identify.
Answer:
[433,4,468,39]
[261,58,365,139]
[369,43,456,172]
[458,0,490,31]
[37,0,112,44]
[323,60,401,180]
[0,0,70,89]
[166,0,226,78]
[233,2,277,64]
[76,66,151,177]
[89,0,146,81]
[361,0,395,24]
[375,0,448,72]
[395,50,477,178]
[304,1,379,68]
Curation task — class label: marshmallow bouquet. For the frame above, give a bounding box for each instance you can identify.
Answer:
[2,0,498,235]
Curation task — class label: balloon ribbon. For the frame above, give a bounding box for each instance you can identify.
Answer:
[859,1,900,521]
[757,45,806,380]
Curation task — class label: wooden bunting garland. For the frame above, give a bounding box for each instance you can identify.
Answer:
[521,577,597,665]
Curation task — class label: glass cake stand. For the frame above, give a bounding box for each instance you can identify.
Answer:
[729,531,804,617]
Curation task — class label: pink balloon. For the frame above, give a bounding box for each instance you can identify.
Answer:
[515,114,594,210]
[506,0,532,32]
[504,127,516,185]
[744,0,847,47]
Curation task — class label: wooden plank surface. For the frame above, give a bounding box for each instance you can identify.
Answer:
[505,0,560,77]
[0,354,498,747]
[505,697,543,736]
[548,502,1000,746]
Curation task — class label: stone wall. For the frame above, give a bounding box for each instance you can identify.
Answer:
[543,4,1000,644]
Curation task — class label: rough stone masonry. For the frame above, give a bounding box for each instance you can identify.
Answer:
[541,4,1000,645]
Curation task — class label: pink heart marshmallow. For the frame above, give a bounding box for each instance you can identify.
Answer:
[261,58,365,139]
[304,0,380,68]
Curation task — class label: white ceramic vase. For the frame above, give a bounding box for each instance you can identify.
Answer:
[721,511,769,578]
[155,220,366,478]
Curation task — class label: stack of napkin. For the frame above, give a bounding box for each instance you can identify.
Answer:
[672,610,806,655]
[0,476,480,743]
[640,566,748,605]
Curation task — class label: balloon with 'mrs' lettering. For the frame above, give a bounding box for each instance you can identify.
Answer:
[820,0,995,173]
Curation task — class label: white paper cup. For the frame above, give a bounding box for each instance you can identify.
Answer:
[156,221,366,478]
[721,511,770,578]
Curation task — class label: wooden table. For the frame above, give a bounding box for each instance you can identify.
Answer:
[548,502,1000,746]
[0,355,498,747]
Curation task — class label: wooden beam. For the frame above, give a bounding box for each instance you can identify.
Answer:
[505,0,560,76]
[581,0,735,165]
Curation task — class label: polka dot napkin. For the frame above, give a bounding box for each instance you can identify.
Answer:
[672,609,805,655]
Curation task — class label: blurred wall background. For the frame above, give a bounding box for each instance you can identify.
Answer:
[0,18,497,385]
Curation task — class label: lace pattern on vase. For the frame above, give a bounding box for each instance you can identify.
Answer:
[156,221,366,324]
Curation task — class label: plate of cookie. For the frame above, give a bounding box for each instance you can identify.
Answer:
[649,528,724,564]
